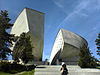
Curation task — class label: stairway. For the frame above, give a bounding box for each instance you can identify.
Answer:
[34,65,100,75]
[35,65,61,75]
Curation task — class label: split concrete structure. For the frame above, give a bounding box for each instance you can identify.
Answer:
[11,8,44,62]
[49,29,88,65]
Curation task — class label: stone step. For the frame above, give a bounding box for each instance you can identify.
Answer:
[35,65,81,72]
[35,72,100,75]
[34,65,100,75]
[35,72,60,75]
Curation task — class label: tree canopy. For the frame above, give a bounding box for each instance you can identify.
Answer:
[12,33,34,64]
[0,10,14,60]
[95,33,100,56]
[78,44,96,68]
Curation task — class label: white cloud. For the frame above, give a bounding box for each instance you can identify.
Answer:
[92,25,100,31]
[96,0,100,9]
[74,0,89,11]
[84,24,100,40]
[59,0,90,25]
[52,0,64,8]
[52,0,100,37]
[52,0,90,26]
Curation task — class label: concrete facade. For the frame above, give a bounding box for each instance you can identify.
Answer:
[11,8,44,61]
[49,29,88,65]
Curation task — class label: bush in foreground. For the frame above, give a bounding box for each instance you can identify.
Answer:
[0,61,36,74]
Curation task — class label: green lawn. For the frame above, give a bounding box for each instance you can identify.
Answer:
[18,70,34,75]
[0,72,11,75]
[97,66,100,69]
[0,70,34,75]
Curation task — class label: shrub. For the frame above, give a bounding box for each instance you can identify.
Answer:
[0,61,36,74]
[0,61,11,72]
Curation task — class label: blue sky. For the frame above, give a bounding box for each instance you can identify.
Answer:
[0,0,100,60]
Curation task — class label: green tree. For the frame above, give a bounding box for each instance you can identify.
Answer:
[12,33,34,64]
[95,33,100,56]
[0,10,14,60]
[78,44,96,68]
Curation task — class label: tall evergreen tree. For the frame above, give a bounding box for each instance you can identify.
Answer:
[12,33,34,64]
[78,44,96,68]
[0,10,14,60]
[95,33,100,56]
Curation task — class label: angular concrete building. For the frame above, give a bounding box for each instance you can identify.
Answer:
[11,8,44,61]
[49,29,88,65]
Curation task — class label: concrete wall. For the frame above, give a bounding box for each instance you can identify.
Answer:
[50,29,88,65]
[49,30,64,64]
[10,8,44,61]
[26,8,44,60]
[61,29,88,48]
[11,8,29,36]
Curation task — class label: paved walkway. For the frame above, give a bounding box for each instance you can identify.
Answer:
[34,65,100,75]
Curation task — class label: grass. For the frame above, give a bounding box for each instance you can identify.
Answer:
[0,72,11,75]
[18,70,34,75]
[97,66,100,69]
[0,70,34,75]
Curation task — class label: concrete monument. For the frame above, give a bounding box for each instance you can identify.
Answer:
[11,8,44,62]
[49,29,88,65]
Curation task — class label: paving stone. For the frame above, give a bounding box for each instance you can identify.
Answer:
[34,65,100,75]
